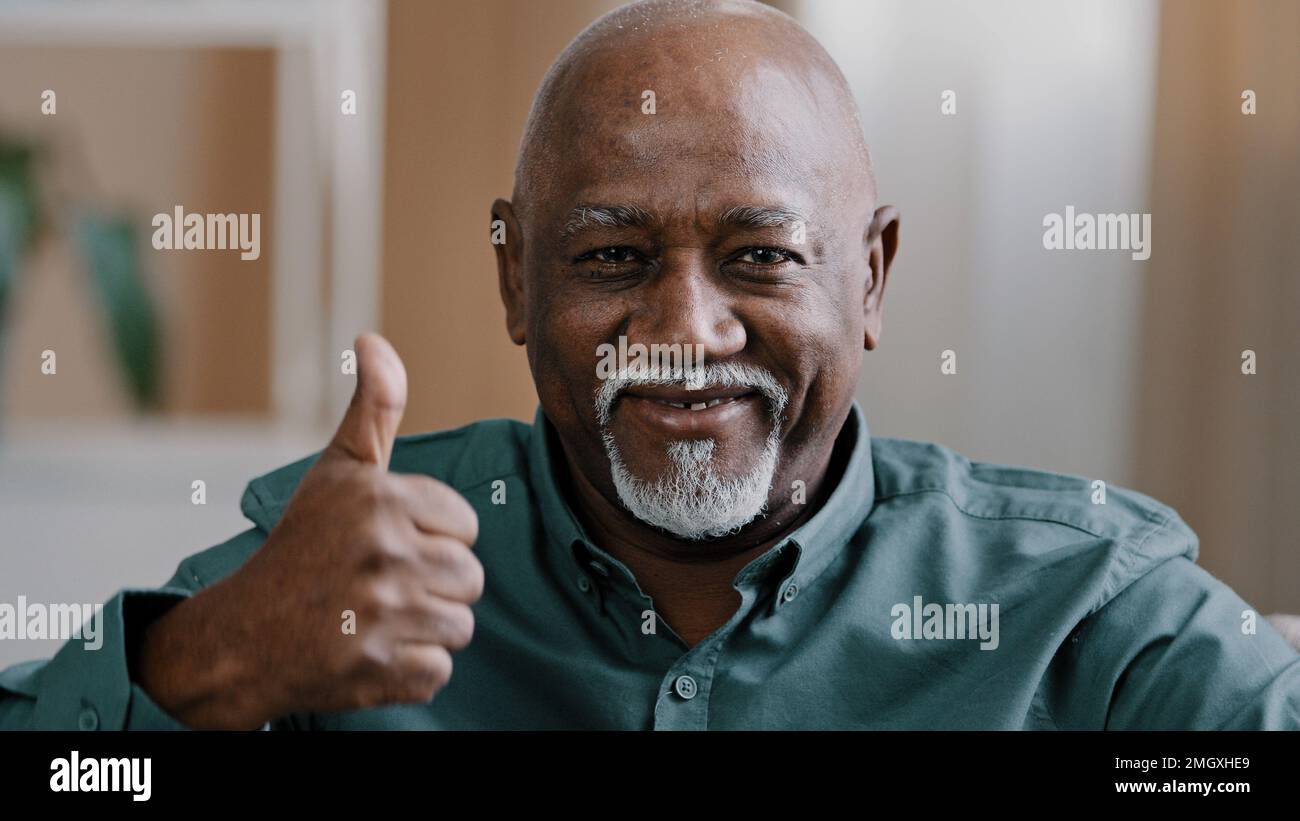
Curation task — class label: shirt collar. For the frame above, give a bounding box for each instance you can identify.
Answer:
[774,400,875,592]
[528,400,876,596]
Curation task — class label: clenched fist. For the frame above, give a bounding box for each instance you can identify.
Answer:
[138,334,483,729]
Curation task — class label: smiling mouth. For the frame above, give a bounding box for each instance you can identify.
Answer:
[646,396,744,411]
[610,389,763,435]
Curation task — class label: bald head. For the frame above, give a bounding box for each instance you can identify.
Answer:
[492,0,900,557]
[513,0,876,224]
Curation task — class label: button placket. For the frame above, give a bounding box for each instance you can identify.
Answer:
[651,580,768,730]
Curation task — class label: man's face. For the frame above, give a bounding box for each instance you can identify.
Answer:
[504,38,886,545]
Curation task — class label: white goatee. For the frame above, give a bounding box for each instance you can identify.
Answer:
[595,362,787,541]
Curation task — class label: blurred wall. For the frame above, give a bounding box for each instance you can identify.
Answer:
[1136,0,1300,612]
[382,0,622,434]
[797,0,1160,488]
[0,47,273,418]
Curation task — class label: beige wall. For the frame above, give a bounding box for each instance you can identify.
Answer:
[1136,0,1300,612]
[0,47,273,418]
[382,0,621,434]
[2,3,627,430]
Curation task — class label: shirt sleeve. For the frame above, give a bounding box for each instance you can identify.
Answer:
[0,589,193,730]
[1047,555,1300,729]
[0,528,271,731]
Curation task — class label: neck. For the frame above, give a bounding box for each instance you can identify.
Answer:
[558,425,848,647]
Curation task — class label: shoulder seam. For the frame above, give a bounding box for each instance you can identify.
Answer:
[1099,507,1176,611]
[873,486,1104,539]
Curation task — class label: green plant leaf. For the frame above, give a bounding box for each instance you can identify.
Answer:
[0,141,39,320]
[74,211,161,410]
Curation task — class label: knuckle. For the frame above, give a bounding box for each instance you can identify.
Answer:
[429,647,454,690]
[392,647,452,703]
[442,604,475,651]
[358,579,401,619]
[462,555,486,603]
[360,529,411,571]
[375,535,408,564]
[353,637,392,679]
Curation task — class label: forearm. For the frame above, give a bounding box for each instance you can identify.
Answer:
[136,579,273,730]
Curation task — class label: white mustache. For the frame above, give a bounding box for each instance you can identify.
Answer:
[595,362,789,427]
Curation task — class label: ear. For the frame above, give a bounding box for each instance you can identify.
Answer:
[491,198,527,346]
[863,204,900,351]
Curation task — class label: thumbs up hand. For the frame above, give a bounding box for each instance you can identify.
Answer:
[138,334,483,728]
[327,332,409,467]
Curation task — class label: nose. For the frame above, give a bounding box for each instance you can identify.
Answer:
[625,249,747,366]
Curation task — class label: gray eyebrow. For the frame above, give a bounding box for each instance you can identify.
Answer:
[560,205,658,240]
[717,205,807,229]
[559,203,809,242]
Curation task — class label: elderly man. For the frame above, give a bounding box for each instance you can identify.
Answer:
[2,0,1298,731]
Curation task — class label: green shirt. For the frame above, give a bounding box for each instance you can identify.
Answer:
[3,402,1298,729]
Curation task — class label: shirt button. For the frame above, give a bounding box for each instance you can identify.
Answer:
[576,575,591,593]
[673,675,698,700]
[77,706,100,731]
[781,582,799,604]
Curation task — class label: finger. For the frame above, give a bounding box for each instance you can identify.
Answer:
[382,643,454,704]
[328,333,407,468]
[392,473,480,546]
[393,596,476,651]
[408,531,486,604]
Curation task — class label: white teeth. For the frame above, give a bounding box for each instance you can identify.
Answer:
[652,397,737,410]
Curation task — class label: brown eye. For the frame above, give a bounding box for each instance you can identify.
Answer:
[739,247,791,265]
[592,246,637,263]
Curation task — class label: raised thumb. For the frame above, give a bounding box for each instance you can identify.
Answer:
[328,333,407,468]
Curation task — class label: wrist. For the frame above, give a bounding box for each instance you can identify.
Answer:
[136,583,275,730]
